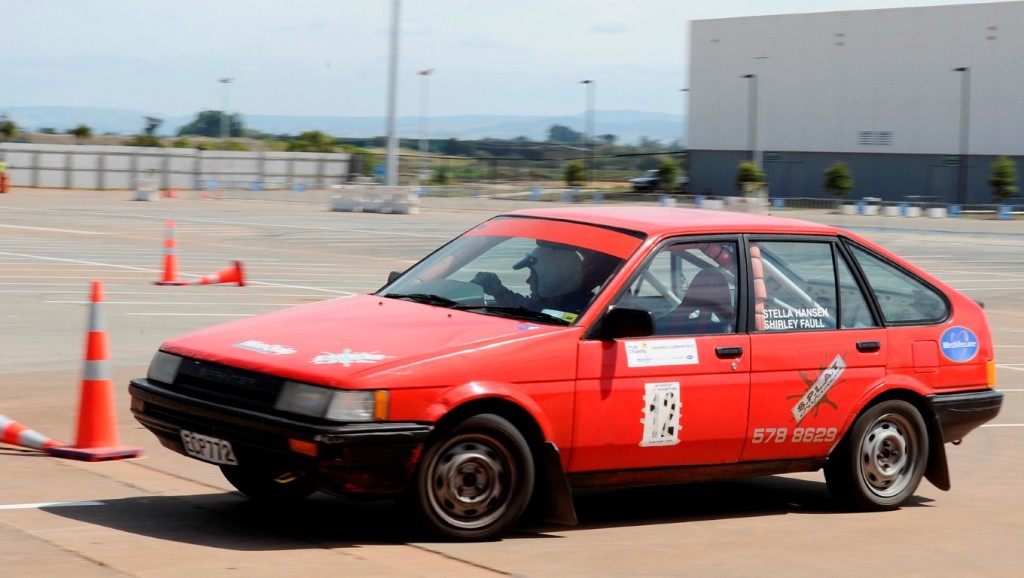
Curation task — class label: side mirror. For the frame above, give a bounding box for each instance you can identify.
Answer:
[387,270,403,284]
[600,307,655,340]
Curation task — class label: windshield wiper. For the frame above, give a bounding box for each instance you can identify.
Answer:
[383,293,459,308]
[454,304,571,325]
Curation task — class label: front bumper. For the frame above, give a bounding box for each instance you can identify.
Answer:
[129,378,432,495]
[926,389,1004,443]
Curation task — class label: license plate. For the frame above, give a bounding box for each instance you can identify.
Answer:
[180,430,239,465]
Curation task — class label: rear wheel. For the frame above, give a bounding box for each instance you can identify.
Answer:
[411,414,534,541]
[220,464,317,502]
[825,400,929,510]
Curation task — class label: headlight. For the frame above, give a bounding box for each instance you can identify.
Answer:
[148,351,182,384]
[275,381,387,422]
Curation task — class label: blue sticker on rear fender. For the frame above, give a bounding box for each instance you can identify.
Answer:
[940,326,979,362]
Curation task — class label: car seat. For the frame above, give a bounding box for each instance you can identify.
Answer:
[656,268,734,335]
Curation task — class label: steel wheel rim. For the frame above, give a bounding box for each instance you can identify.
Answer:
[858,412,919,498]
[426,433,516,530]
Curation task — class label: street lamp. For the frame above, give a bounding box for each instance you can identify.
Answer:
[679,88,689,149]
[384,0,401,186]
[680,88,689,183]
[218,77,234,141]
[580,80,594,183]
[953,66,971,206]
[741,74,758,167]
[418,68,434,185]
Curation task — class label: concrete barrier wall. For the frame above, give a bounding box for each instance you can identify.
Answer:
[0,143,352,190]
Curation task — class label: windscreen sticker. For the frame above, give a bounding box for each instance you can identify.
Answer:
[625,338,699,367]
[940,326,979,362]
[311,349,390,366]
[640,382,681,447]
[763,307,829,330]
[790,353,846,423]
[233,340,297,356]
[541,309,579,323]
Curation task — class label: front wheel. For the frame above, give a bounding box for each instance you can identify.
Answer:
[825,400,929,510]
[410,414,535,541]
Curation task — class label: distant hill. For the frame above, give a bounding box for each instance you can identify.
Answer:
[1,106,686,145]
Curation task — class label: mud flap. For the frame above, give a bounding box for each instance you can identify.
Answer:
[537,441,578,526]
[925,413,951,491]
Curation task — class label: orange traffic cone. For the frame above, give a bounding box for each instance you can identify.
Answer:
[191,260,246,286]
[1,415,61,451]
[155,219,188,286]
[47,281,142,462]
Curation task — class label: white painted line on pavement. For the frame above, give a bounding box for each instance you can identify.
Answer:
[0,501,104,510]
[124,313,253,317]
[0,224,110,235]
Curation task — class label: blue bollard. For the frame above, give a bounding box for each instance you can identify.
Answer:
[948,204,961,218]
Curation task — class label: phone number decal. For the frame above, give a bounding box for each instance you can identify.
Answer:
[751,427,837,444]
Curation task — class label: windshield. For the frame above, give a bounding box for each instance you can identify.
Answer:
[380,216,640,325]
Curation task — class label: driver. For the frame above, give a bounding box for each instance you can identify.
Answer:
[471,242,591,314]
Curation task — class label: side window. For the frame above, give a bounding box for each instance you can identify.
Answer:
[615,241,739,336]
[751,241,838,332]
[836,251,878,329]
[847,244,948,324]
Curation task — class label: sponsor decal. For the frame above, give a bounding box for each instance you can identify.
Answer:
[789,353,846,423]
[640,382,681,447]
[233,339,297,356]
[311,349,390,367]
[516,324,541,331]
[625,338,699,368]
[940,326,979,362]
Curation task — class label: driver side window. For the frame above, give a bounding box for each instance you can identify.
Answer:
[615,240,739,336]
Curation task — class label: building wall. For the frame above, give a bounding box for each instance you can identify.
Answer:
[688,1,1024,204]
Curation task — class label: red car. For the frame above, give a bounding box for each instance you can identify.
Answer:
[130,207,1002,541]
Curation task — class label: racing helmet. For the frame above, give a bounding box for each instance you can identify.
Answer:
[514,244,583,298]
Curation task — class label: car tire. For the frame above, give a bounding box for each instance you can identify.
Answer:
[410,414,534,541]
[824,399,929,510]
[220,464,317,502]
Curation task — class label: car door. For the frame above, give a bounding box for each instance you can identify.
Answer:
[571,238,751,473]
[741,238,886,461]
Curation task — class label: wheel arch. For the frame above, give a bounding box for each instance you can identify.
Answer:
[426,397,578,527]
[838,384,950,492]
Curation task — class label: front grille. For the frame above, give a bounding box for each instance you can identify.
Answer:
[168,358,284,413]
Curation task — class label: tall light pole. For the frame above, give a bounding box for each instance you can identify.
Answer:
[741,74,758,166]
[418,68,434,184]
[680,88,689,184]
[384,0,401,186]
[218,77,234,141]
[953,66,971,206]
[580,79,594,183]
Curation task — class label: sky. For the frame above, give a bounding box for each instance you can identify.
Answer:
[1,0,1004,120]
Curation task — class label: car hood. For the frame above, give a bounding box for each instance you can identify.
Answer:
[159,294,577,389]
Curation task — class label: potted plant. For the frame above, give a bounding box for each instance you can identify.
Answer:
[989,156,1018,220]
[823,161,855,214]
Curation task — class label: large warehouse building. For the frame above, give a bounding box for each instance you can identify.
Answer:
[687,1,1024,206]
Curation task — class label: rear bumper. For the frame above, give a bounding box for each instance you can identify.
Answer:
[926,389,1004,443]
[129,378,432,494]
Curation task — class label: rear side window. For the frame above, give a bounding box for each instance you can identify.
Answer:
[749,240,879,332]
[846,244,948,324]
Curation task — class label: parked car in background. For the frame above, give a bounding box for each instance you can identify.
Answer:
[629,170,688,192]
[129,207,1002,541]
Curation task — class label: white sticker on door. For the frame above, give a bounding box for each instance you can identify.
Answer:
[640,381,682,447]
[625,338,699,368]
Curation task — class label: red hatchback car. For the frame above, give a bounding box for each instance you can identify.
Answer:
[130,207,1002,540]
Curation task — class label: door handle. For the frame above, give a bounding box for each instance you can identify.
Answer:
[856,341,881,353]
[715,346,744,358]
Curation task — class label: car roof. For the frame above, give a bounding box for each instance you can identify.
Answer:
[505,206,842,238]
